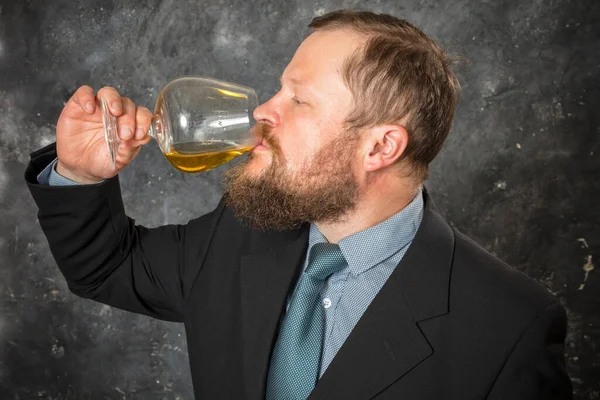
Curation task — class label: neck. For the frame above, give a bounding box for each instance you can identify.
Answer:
[315,173,421,244]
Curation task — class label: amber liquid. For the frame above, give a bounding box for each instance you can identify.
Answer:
[163,141,252,173]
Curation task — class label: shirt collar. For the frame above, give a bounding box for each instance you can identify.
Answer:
[307,190,424,276]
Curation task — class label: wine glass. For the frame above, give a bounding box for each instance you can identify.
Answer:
[102,76,259,172]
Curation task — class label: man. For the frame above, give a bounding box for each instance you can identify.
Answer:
[25,9,572,400]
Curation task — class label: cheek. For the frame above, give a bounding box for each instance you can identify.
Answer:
[290,143,326,174]
[283,130,318,164]
[280,110,334,167]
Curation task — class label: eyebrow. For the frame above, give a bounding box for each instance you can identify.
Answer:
[279,74,303,86]
[279,73,317,98]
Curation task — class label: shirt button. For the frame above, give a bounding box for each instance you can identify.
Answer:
[323,298,332,309]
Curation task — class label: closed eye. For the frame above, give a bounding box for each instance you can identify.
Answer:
[278,74,308,106]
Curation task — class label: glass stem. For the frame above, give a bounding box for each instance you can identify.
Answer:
[148,121,156,139]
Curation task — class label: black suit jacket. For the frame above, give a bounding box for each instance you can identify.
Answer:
[25,143,572,399]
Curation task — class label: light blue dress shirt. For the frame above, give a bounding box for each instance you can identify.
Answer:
[37,158,88,186]
[298,192,424,376]
[38,157,424,377]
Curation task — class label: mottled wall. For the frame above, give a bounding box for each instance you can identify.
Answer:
[1,0,598,398]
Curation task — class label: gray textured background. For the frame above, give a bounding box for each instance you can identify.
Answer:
[1,0,598,398]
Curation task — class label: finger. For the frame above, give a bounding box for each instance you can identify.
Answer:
[116,98,137,141]
[72,85,96,114]
[134,106,153,140]
[115,144,143,169]
[115,136,152,168]
[97,86,124,116]
[122,134,152,150]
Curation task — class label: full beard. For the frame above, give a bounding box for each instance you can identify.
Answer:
[221,129,360,231]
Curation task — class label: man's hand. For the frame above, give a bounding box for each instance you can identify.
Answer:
[55,85,153,183]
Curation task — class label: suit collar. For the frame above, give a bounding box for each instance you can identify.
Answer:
[395,187,454,322]
[239,187,454,400]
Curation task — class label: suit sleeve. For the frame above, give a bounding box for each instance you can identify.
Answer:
[24,142,224,322]
[486,301,573,399]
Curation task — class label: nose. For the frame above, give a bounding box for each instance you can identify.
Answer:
[253,95,281,128]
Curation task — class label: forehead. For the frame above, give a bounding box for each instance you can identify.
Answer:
[283,29,363,91]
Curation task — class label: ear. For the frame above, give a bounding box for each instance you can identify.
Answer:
[362,124,409,172]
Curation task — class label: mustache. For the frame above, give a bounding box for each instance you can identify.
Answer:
[257,124,280,153]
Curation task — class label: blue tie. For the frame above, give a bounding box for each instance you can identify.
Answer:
[266,243,347,400]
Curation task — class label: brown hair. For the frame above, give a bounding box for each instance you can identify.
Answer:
[309,10,462,181]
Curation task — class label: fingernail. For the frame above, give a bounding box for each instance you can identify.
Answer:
[112,102,123,112]
[120,127,133,140]
[85,102,94,113]
[135,127,145,139]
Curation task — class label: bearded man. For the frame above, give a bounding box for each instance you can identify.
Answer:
[25,9,572,400]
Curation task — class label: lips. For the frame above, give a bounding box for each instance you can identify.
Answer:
[254,142,269,151]
[255,137,270,149]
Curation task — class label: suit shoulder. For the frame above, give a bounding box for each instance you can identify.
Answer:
[450,229,557,318]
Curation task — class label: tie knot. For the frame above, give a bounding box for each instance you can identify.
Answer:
[305,243,347,281]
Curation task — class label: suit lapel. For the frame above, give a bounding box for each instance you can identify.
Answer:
[240,226,310,400]
[309,188,455,400]
[308,274,433,400]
